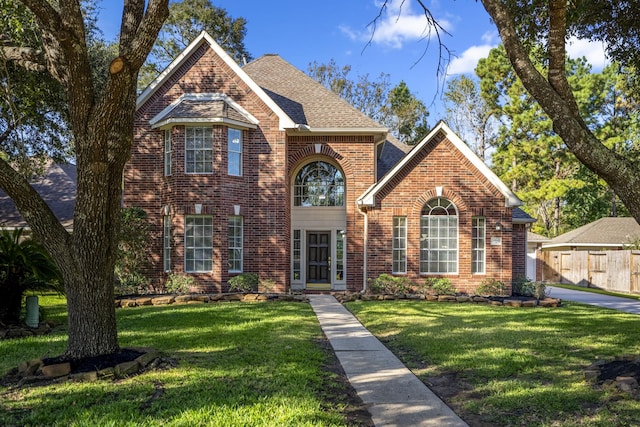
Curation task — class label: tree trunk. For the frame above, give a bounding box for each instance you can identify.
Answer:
[481,0,640,225]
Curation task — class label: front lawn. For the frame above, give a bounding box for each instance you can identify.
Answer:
[345,300,640,426]
[1,296,362,426]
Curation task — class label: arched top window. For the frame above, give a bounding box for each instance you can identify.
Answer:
[294,161,344,207]
[420,197,458,274]
[421,197,458,216]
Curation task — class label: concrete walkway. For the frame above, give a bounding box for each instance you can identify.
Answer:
[547,285,640,314]
[308,295,468,427]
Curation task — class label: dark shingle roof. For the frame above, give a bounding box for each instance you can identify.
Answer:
[0,162,76,230]
[548,217,640,247]
[512,207,536,223]
[242,54,386,130]
[377,135,411,180]
[165,99,249,123]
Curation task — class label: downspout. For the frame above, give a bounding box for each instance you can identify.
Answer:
[357,202,368,293]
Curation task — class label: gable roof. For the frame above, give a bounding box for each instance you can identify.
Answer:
[357,121,522,208]
[242,54,387,137]
[137,31,295,130]
[0,162,76,230]
[543,217,640,249]
[377,135,411,180]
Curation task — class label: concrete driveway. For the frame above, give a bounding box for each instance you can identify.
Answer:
[546,285,640,314]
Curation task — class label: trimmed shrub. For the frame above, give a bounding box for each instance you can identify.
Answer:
[368,274,412,295]
[228,273,259,293]
[424,277,456,295]
[164,273,194,295]
[476,278,508,296]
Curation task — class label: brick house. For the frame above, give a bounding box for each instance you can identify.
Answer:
[126,31,532,294]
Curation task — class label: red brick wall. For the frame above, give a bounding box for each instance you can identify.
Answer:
[366,132,516,294]
[126,43,289,293]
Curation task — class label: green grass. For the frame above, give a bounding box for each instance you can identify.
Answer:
[345,300,640,426]
[1,296,351,426]
[551,283,640,301]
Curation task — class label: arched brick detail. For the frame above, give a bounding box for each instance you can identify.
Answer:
[288,144,355,182]
[411,189,468,218]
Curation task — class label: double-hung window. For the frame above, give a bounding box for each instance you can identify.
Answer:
[164,129,172,176]
[228,128,242,176]
[185,127,213,173]
[228,216,243,273]
[392,217,407,274]
[185,216,213,272]
[163,215,171,272]
[471,217,486,274]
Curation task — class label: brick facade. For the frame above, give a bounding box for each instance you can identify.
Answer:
[125,33,528,295]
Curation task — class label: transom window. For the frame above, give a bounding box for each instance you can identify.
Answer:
[294,161,344,207]
[420,197,458,274]
[185,127,213,173]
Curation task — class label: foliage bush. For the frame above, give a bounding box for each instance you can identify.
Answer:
[164,273,195,295]
[115,207,151,295]
[424,277,456,295]
[228,273,259,293]
[513,277,547,299]
[368,273,412,295]
[476,278,509,296]
[0,228,63,325]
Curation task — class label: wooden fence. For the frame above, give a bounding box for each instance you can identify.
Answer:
[540,250,640,294]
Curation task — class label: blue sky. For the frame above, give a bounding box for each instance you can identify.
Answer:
[97,0,607,120]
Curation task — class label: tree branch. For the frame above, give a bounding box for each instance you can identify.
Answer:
[0,158,71,262]
[0,46,47,73]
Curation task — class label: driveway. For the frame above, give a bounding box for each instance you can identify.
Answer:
[546,285,640,315]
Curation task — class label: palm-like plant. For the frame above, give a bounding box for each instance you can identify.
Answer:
[0,228,63,325]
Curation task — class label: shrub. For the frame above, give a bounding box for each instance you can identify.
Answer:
[424,277,456,295]
[368,274,411,295]
[476,278,508,296]
[115,207,151,294]
[513,277,547,299]
[0,228,63,325]
[164,273,195,295]
[228,273,259,293]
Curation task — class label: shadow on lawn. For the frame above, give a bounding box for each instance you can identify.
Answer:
[1,301,372,426]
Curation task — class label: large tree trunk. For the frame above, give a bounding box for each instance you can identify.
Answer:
[481,0,640,224]
[0,0,169,359]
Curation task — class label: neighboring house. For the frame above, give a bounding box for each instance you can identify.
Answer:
[125,31,533,294]
[541,217,640,251]
[0,162,76,232]
[527,231,551,281]
[539,217,640,290]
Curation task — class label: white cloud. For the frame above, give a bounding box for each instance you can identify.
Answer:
[341,0,452,49]
[447,32,499,75]
[566,37,608,70]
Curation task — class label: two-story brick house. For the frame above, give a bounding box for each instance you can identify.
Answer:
[126,31,532,294]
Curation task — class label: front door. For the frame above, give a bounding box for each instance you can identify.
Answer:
[307,231,330,283]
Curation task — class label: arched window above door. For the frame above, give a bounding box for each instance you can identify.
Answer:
[294,161,345,207]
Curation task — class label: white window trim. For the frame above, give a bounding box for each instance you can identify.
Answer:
[164,129,172,176]
[472,217,486,274]
[228,127,242,177]
[228,216,243,273]
[420,198,459,275]
[163,215,171,272]
[185,126,213,174]
[184,215,213,272]
[392,216,407,274]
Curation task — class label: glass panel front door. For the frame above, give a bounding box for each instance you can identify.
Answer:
[307,231,330,283]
